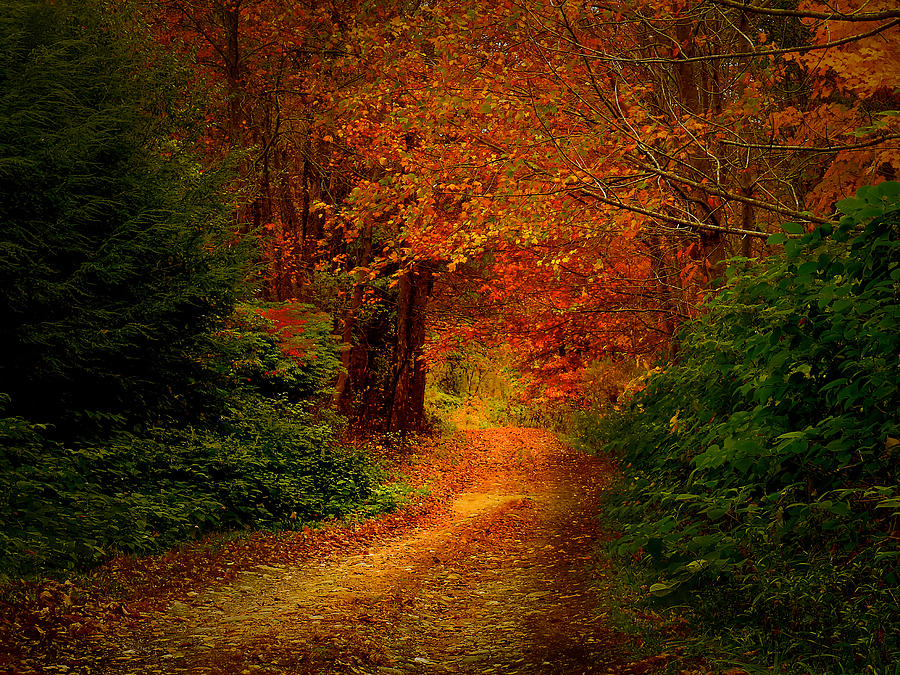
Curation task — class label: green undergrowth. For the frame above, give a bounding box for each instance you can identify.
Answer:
[1,280,400,581]
[0,300,409,580]
[0,394,403,581]
[580,182,900,673]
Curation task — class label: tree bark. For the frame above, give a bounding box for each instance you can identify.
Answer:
[387,264,432,432]
[332,220,374,412]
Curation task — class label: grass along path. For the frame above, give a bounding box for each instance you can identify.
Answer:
[4,428,680,674]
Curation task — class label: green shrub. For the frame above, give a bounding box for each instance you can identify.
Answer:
[211,302,341,402]
[0,394,386,580]
[586,182,900,672]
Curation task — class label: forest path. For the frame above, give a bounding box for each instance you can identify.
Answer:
[128,428,664,674]
[10,429,675,674]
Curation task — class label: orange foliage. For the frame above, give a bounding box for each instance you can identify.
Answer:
[145,0,900,402]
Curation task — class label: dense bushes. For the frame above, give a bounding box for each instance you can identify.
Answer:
[215,303,342,402]
[0,395,387,579]
[0,291,387,579]
[584,183,900,671]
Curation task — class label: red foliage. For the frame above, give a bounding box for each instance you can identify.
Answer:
[256,304,309,361]
[144,0,900,405]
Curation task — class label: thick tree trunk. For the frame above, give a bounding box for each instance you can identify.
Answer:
[387,264,432,432]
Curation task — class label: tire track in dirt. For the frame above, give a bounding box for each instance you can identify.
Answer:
[103,428,663,674]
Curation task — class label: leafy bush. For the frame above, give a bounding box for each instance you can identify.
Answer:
[210,302,341,401]
[0,395,386,580]
[585,182,900,671]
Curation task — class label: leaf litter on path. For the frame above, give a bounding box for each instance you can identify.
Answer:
[2,428,688,674]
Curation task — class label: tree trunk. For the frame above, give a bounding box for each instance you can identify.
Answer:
[388,264,432,432]
[221,4,242,144]
[332,221,374,412]
[741,181,757,258]
[647,235,682,355]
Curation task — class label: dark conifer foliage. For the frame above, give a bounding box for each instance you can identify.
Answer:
[0,0,247,436]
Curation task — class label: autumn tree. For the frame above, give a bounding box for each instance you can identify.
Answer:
[418,0,900,403]
[145,1,430,429]
[143,0,900,420]
[507,0,900,280]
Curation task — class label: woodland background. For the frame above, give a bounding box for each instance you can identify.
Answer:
[1,0,899,671]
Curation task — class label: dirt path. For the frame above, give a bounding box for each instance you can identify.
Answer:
[7,428,672,674]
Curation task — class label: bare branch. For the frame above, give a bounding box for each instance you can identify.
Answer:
[578,17,900,64]
[710,0,900,22]
[631,161,833,224]
[576,186,773,238]
[721,134,900,152]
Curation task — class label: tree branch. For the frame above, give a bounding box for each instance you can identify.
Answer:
[576,186,773,238]
[577,17,900,64]
[710,0,900,22]
[630,160,833,224]
[721,134,900,152]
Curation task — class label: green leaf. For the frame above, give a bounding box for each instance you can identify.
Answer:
[784,240,802,258]
[874,181,900,200]
[836,197,865,214]
[832,298,854,314]
[782,222,805,235]
[827,501,851,517]
[649,581,678,597]
[705,506,728,520]
[797,261,819,276]
[775,431,806,441]
[686,558,710,573]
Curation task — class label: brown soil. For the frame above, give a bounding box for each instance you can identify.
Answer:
[4,428,679,674]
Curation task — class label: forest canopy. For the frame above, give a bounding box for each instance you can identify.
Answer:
[136,0,900,420]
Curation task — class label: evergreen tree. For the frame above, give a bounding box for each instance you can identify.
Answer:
[0,0,248,435]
